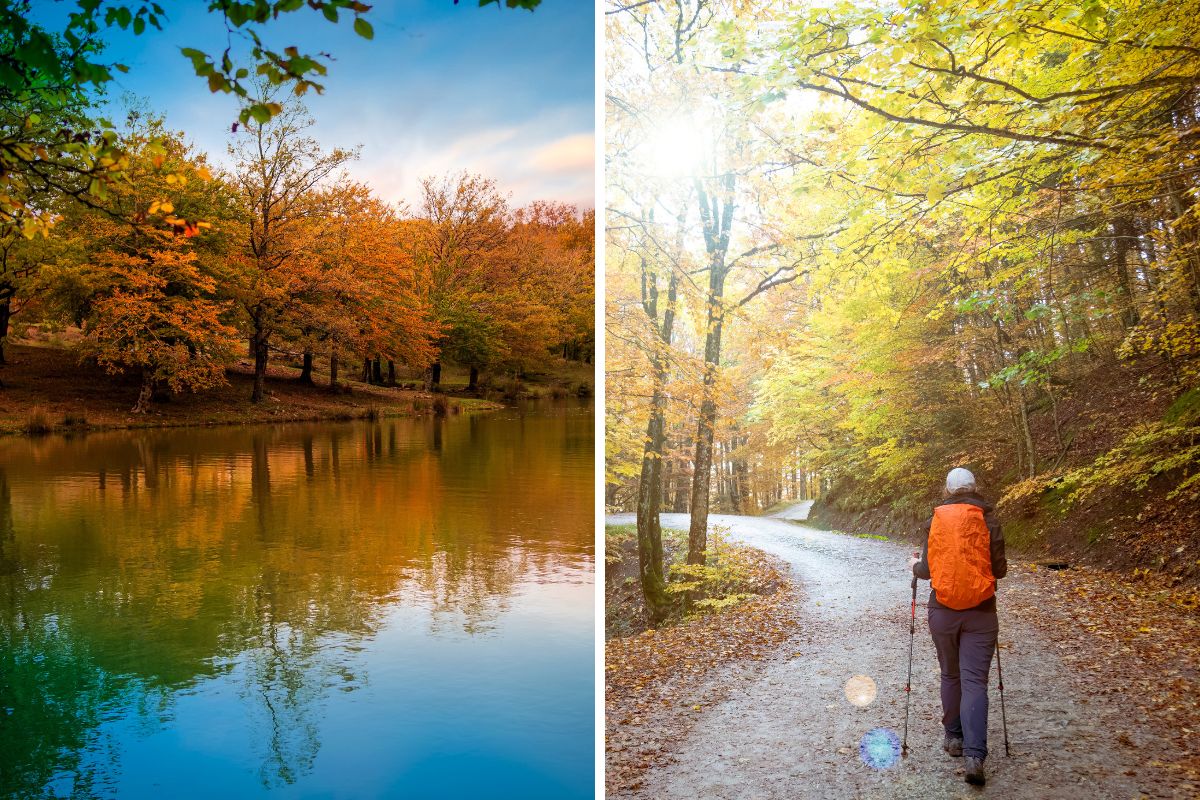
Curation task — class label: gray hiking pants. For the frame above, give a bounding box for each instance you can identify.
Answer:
[928,604,998,760]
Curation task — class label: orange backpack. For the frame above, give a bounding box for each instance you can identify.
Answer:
[928,503,995,610]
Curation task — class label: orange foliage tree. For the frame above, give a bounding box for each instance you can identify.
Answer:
[412,174,594,391]
[33,120,241,411]
[81,232,237,412]
[301,183,439,387]
[225,100,357,402]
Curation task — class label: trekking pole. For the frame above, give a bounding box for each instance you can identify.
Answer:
[902,569,917,759]
[995,640,1011,756]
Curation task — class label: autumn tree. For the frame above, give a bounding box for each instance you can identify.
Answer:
[608,0,819,578]
[495,201,595,377]
[412,172,512,389]
[226,99,356,402]
[301,183,438,388]
[33,120,240,410]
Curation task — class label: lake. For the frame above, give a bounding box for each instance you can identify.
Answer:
[0,401,594,799]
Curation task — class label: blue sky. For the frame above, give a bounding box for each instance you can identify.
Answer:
[89,1,595,209]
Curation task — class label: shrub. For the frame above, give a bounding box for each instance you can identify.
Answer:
[1062,418,1200,504]
[664,526,776,613]
[61,410,88,427]
[24,406,52,435]
[494,376,523,401]
[432,394,450,417]
[605,524,635,568]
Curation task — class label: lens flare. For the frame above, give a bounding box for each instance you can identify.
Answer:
[859,727,901,769]
[844,675,877,707]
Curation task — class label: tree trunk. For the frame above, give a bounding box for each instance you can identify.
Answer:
[468,365,479,391]
[0,297,10,366]
[635,266,678,624]
[133,372,154,413]
[637,389,672,622]
[387,359,396,386]
[688,260,727,566]
[251,328,269,403]
[329,353,339,389]
[361,358,371,384]
[372,356,382,385]
[1017,384,1037,478]
[1111,218,1139,331]
[299,350,314,385]
[427,361,442,390]
[732,440,750,513]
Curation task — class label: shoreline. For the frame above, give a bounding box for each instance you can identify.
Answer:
[0,401,501,439]
[0,343,588,438]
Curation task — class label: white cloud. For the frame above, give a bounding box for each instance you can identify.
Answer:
[528,133,595,175]
[345,113,595,211]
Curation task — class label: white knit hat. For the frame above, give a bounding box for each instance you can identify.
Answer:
[945,467,977,495]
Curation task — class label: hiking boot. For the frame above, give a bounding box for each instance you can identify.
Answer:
[943,736,963,757]
[964,756,986,786]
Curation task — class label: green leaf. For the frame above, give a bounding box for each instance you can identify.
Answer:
[247,103,273,124]
[353,17,373,39]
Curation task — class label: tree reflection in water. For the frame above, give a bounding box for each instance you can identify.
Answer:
[0,404,592,796]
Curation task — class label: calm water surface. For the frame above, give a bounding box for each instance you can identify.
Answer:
[0,401,594,799]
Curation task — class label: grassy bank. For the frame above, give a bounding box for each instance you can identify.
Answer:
[398,358,595,401]
[0,343,507,436]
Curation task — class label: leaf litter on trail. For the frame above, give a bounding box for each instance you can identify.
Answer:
[1008,563,1200,796]
[605,544,800,797]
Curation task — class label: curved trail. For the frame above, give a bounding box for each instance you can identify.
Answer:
[608,506,1153,799]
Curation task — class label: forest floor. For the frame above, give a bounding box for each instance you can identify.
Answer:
[0,342,591,435]
[605,505,1199,799]
[604,523,800,794]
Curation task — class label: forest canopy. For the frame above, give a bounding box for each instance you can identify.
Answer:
[606,0,1200,615]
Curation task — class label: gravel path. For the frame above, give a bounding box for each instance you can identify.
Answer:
[608,508,1164,799]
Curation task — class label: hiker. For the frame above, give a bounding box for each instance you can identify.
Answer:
[909,467,1006,787]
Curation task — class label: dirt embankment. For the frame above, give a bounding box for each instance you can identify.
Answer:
[805,500,923,543]
[808,491,1200,587]
[810,360,1200,583]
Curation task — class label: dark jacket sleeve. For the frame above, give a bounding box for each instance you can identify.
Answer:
[912,517,932,580]
[986,508,1007,579]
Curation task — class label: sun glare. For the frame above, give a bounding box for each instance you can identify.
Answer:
[644,118,706,178]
